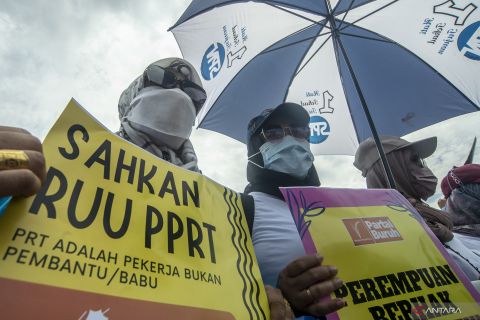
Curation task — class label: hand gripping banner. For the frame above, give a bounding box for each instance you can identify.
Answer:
[281,187,480,320]
[0,99,268,319]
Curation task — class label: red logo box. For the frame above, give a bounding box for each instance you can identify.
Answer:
[342,217,403,246]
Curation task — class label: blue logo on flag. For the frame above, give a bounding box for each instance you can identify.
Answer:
[201,43,226,80]
[457,21,480,61]
[309,116,330,144]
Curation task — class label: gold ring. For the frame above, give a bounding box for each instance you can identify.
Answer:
[306,287,313,302]
[0,150,30,170]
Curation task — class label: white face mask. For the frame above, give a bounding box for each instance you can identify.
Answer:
[249,135,314,179]
[123,87,196,150]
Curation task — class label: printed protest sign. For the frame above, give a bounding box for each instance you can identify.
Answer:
[281,187,480,320]
[0,99,268,319]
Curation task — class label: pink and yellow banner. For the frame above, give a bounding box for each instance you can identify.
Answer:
[281,187,480,320]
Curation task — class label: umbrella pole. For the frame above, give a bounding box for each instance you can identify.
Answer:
[335,37,397,189]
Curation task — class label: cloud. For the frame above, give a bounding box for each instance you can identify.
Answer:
[405,112,480,205]
[191,128,248,192]
[0,0,189,136]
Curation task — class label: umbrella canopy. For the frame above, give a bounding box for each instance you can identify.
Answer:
[170,0,480,155]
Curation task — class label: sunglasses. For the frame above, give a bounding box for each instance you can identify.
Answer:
[144,64,207,113]
[261,126,311,142]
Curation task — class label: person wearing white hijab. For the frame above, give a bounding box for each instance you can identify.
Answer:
[117,58,295,318]
[117,57,206,172]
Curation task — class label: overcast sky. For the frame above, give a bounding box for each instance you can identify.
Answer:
[1,0,478,207]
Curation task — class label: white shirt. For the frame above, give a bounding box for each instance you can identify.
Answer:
[454,233,480,256]
[444,235,480,281]
[251,191,306,286]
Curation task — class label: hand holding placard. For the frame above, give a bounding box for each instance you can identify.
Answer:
[277,254,345,317]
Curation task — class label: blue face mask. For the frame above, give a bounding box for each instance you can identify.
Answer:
[250,135,314,179]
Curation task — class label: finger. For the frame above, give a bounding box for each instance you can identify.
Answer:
[307,298,346,317]
[291,276,343,310]
[24,150,46,183]
[0,130,43,152]
[283,254,323,278]
[0,150,46,183]
[269,299,286,320]
[293,265,338,290]
[285,305,295,320]
[0,169,42,197]
[308,277,344,302]
[265,286,287,320]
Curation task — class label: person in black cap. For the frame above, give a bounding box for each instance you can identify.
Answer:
[354,136,480,281]
[244,102,345,319]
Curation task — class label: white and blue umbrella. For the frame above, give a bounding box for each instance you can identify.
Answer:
[171,0,480,156]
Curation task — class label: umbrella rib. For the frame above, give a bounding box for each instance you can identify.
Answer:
[338,0,400,33]
[337,31,395,44]
[262,30,331,55]
[282,26,326,103]
[265,2,330,28]
[294,34,333,77]
[336,0,356,29]
[333,0,378,16]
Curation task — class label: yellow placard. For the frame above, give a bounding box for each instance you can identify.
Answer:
[281,187,480,320]
[0,99,268,319]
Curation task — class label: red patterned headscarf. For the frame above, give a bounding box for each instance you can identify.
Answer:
[441,164,480,198]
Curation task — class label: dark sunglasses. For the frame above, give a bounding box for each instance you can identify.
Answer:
[144,64,207,113]
[261,126,311,142]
